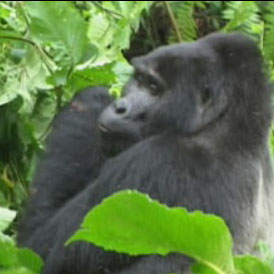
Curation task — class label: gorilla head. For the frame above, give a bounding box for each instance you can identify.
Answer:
[99,33,271,149]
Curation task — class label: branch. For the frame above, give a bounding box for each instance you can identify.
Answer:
[0,35,54,74]
[0,35,35,46]
[92,2,123,19]
[163,1,182,43]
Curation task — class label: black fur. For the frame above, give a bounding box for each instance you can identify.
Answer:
[18,33,274,274]
[18,87,112,246]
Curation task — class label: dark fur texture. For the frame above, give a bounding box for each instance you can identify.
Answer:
[18,87,112,246]
[19,33,274,274]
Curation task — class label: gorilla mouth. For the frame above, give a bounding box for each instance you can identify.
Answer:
[98,123,111,134]
[99,122,131,138]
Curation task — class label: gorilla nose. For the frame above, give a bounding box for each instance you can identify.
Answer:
[114,99,128,115]
[98,98,131,135]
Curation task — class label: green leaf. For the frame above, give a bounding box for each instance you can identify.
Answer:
[169,1,198,42]
[18,48,50,114]
[0,82,19,106]
[101,1,150,31]
[258,241,274,269]
[25,1,93,66]
[0,267,36,274]
[110,58,134,97]
[0,233,43,273]
[234,255,273,274]
[17,249,43,274]
[68,63,117,93]
[87,1,148,65]
[0,232,17,267]
[113,57,134,85]
[68,190,235,274]
[223,1,262,36]
[263,2,274,64]
[30,93,56,140]
[0,3,12,21]
[0,207,16,232]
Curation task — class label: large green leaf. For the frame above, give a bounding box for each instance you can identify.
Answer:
[17,249,43,274]
[0,233,43,274]
[25,1,93,66]
[68,190,235,274]
[0,232,17,267]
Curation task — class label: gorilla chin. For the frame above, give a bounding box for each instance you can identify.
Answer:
[19,33,274,274]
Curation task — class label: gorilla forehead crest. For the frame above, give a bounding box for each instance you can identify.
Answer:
[133,33,263,84]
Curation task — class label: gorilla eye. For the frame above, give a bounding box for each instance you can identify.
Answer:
[148,79,160,96]
[149,82,158,91]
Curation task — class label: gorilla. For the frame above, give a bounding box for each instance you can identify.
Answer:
[18,33,274,274]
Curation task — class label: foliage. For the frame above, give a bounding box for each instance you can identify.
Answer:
[166,1,274,73]
[0,207,43,274]
[222,1,262,36]
[1,1,274,273]
[68,191,274,274]
[2,1,274,209]
[167,1,206,42]
[0,1,149,208]
[263,2,274,70]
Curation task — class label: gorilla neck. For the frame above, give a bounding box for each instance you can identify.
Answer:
[148,108,271,155]
[101,134,141,157]
[200,107,271,154]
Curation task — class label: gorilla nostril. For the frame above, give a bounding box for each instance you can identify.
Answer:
[116,106,126,114]
[114,99,127,115]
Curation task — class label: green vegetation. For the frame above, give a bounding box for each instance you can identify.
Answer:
[69,191,273,274]
[1,1,274,273]
[0,207,43,274]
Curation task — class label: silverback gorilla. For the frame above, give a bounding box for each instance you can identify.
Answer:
[19,33,274,274]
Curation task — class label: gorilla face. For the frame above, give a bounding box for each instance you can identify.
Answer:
[98,66,165,141]
[98,58,167,156]
[98,73,163,157]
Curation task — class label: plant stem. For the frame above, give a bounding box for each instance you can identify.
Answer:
[0,35,54,74]
[0,35,35,46]
[92,2,123,19]
[163,1,182,43]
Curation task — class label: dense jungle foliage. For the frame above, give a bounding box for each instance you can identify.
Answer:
[2,2,274,274]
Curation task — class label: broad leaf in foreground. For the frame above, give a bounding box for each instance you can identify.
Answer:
[68,190,234,274]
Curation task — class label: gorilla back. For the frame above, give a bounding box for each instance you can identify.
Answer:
[19,33,274,274]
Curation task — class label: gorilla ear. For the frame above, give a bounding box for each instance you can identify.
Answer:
[201,86,212,105]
